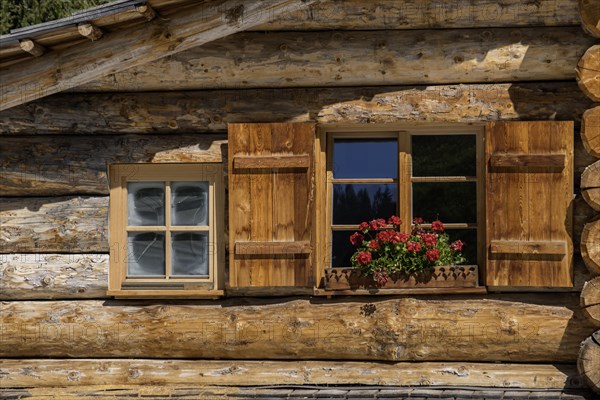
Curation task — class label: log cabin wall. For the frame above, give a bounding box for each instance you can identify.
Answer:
[1,0,600,395]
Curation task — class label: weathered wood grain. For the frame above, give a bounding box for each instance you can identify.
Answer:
[0,83,592,135]
[0,134,225,196]
[0,0,320,111]
[582,160,600,211]
[0,295,595,361]
[1,194,594,255]
[255,0,580,31]
[0,359,586,389]
[581,277,600,326]
[581,220,600,274]
[0,254,108,299]
[577,45,600,102]
[577,331,600,393]
[1,255,593,301]
[0,196,108,253]
[582,106,600,157]
[78,27,594,92]
[579,0,600,37]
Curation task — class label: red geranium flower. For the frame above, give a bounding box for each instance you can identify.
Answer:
[369,218,386,230]
[450,240,464,251]
[406,241,422,253]
[376,230,395,243]
[373,268,389,286]
[420,233,438,247]
[413,217,424,225]
[398,232,410,243]
[426,248,440,261]
[388,215,402,226]
[368,240,381,250]
[358,222,369,231]
[431,220,444,232]
[349,232,364,246]
[356,251,372,265]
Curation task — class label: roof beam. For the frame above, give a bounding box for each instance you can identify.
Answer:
[136,3,156,21]
[77,22,104,41]
[19,39,46,57]
[0,0,319,111]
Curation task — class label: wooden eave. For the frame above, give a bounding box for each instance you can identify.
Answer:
[0,0,319,111]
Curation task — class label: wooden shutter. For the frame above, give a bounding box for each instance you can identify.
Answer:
[486,121,574,288]
[228,123,315,287]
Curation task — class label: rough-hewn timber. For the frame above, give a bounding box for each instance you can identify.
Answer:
[0,83,592,135]
[0,134,225,196]
[0,196,108,253]
[577,331,600,393]
[0,254,594,301]
[577,45,600,102]
[1,195,595,255]
[0,0,319,111]
[582,220,600,274]
[581,106,600,157]
[581,277,600,326]
[77,27,593,92]
[0,295,594,361]
[0,254,108,299]
[579,0,600,37]
[0,359,586,389]
[581,160,600,211]
[254,0,580,31]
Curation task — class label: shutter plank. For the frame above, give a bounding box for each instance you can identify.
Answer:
[486,121,573,288]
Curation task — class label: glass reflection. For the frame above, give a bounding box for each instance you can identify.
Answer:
[171,182,208,226]
[127,232,165,276]
[333,139,398,179]
[412,182,476,223]
[412,135,476,177]
[128,182,165,226]
[333,184,397,225]
[171,232,209,276]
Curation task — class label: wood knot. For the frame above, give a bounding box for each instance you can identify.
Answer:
[279,43,288,51]
[41,275,53,286]
[128,368,141,379]
[225,4,244,26]
[67,371,81,381]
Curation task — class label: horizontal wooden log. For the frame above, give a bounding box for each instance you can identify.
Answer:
[581,106,600,157]
[0,134,225,196]
[581,220,600,274]
[0,359,586,389]
[581,277,600,326]
[1,195,595,256]
[0,83,591,135]
[0,196,108,253]
[77,27,594,92]
[1,255,593,301]
[577,45,600,102]
[254,0,580,31]
[582,160,600,211]
[0,0,319,111]
[0,295,595,361]
[0,254,108,299]
[577,331,600,393]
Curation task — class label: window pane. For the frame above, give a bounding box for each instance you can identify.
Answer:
[333,139,398,179]
[412,135,476,176]
[331,230,356,268]
[412,182,476,223]
[446,229,478,265]
[171,232,209,276]
[171,182,208,226]
[128,182,165,226]
[333,184,397,225]
[127,232,165,276]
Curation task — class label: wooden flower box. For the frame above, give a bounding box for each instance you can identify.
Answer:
[323,265,479,291]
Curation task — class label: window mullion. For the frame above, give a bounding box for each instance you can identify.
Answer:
[398,131,412,233]
[165,181,172,279]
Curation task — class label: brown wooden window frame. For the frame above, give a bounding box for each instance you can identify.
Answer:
[107,163,225,299]
[316,124,486,287]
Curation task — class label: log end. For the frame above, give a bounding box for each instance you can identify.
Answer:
[582,107,600,158]
[577,46,600,102]
[577,331,600,393]
[581,220,600,275]
[580,0,600,38]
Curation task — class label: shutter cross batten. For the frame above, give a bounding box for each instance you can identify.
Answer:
[485,121,574,288]
[228,123,315,288]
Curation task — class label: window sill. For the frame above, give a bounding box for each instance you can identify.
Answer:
[107,289,224,299]
[314,286,488,296]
